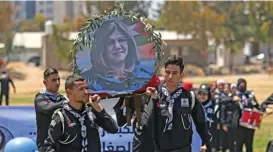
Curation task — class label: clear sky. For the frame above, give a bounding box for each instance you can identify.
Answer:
[148,0,165,19]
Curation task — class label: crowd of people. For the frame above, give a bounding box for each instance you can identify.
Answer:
[185,75,273,152]
[5,55,270,152]
[193,78,262,152]
[178,71,273,152]
[115,55,273,152]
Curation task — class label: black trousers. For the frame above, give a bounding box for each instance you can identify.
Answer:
[228,127,236,152]
[235,126,255,152]
[0,92,9,106]
[211,123,220,151]
[206,144,217,152]
[206,124,217,152]
[132,128,155,152]
[219,126,235,152]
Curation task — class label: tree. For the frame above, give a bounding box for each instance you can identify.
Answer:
[211,1,250,72]
[159,1,225,48]
[0,2,14,60]
[84,1,152,18]
[72,16,87,31]
[19,14,46,32]
[18,20,41,32]
[247,1,273,64]
[34,14,46,31]
[0,2,13,32]
[3,27,13,60]
[261,2,273,64]
[50,24,73,64]
[146,19,165,30]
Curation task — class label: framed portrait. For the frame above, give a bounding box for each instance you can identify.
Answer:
[72,6,163,96]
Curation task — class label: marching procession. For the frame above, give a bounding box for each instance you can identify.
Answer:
[2,4,273,152]
[5,56,271,152]
[28,56,272,152]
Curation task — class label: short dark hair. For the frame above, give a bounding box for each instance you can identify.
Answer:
[225,83,231,88]
[65,75,85,90]
[44,68,58,80]
[164,55,184,72]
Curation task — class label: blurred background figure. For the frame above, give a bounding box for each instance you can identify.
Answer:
[223,83,231,95]
[0,71,16,106]
[4,137,38,152]
[230,84,238,96]
[196,83,216,152]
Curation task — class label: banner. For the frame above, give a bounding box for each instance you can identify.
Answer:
[0,106,202,152]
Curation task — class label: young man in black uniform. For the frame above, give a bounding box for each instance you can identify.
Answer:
[196,83,216,152]
[34,68,67,151]
[143,55,211,152]
[234,78,259,152]
[43,75,118,152]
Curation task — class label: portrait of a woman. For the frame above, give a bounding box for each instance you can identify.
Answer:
[80,17,155,94]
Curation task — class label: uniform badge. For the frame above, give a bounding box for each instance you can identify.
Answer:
[181,98,189,107]
[68,121,76,127]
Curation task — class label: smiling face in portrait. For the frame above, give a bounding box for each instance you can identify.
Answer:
[105,28,129,64]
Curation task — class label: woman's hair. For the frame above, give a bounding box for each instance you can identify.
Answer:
[90,18,138,76]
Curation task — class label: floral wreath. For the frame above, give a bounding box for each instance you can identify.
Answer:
[70,3,165,76]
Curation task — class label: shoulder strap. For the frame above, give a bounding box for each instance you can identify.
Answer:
[53,109,65,135]
[190,91,195,110]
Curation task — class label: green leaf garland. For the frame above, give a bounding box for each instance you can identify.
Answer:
[71,3,165,75]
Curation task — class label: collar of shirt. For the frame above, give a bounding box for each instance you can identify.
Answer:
[39,88,61,102]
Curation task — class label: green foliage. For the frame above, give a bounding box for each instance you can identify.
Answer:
[0,2,13,32]
[159,1,225,47]
[84,1,152,18]
[0,2,14,57]
[71,3,164,75]
[18,14,47,32]
[215,2,248,51]
[248,1,273,42]
[3,28,13,56]
[50,25,73,65]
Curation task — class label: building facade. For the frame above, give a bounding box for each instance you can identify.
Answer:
[11,1,85,24]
